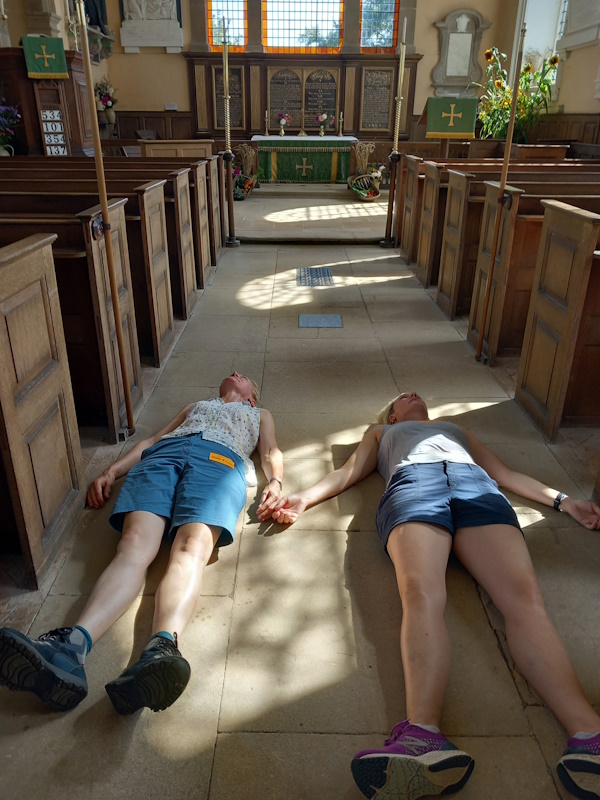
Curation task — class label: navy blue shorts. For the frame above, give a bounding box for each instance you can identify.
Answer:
[376,461,521,550]
[110,435,247,547]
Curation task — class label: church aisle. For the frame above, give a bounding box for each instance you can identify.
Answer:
[1,243,599,800]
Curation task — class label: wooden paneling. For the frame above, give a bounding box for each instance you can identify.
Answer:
[117,112,196,141]
[0,234,84,588]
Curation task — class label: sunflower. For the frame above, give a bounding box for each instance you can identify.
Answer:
[494,78,504,89]
[522,63,532,74]
[484,48,494,62]
[548,54,560,67]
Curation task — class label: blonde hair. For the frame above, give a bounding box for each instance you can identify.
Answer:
[375,398,396,425]
[250,378,260,405]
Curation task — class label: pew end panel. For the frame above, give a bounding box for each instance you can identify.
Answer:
[515,201,600,441]
[206,156,224,267]
[416,161,444,287]
[166,168,198,319]
[399,156,423,266]
[189,160,212,288]
[77,199,143,443]
[0,234,84,589]
[436,170,474,319]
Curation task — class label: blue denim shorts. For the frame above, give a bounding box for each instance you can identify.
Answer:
[110,435,247,547]
[376,461,521,550]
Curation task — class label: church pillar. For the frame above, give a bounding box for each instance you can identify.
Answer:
[399,0,417,55]
[341,0,360,54]
[246,0,263,53]
[190,0,210,53]
[26,0,61,38]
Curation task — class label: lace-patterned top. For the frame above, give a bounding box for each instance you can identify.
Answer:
[162,398,261,485]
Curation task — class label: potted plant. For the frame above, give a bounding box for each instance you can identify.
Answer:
[476,47,559,143]
[0,99,20,156]
[94,76,118,124]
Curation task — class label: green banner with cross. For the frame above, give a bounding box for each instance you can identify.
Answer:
[23,36,69,79]
[425,97,478,140]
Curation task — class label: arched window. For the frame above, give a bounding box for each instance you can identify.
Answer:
[263,0,344,54]
[207,0,247,51]
[360,0,400,53]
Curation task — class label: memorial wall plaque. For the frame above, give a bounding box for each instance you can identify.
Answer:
[268,69,302,129]
[304,69,337,130]
[360,68,393,131]
[213,66,245,129]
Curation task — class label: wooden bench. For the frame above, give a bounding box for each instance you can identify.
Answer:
[1,157,213,289]
[0,200,143,444]
[0,234,85,589]
[0,172,197,320]
[515,201,600,440]
[436,172,600,319]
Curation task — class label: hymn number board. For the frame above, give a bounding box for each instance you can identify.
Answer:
[34,82,70,156]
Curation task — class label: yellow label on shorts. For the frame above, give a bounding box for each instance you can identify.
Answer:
[209,452,235,469]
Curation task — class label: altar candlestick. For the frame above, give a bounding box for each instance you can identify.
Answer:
[264,109,269,136]
[392,17,407,154]
[338,110,343,137]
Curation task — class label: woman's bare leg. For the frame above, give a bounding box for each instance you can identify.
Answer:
[152,522,220,637]
[453,524,600,736]
[76,511,166,642]
[387,522,453,727]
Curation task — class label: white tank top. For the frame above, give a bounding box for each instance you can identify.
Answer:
[162,398,261,485]
[377,420,475,485]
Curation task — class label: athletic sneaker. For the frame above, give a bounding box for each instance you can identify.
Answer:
[351,720,475,800]
[105,634,190,715]
[557,733,600,799]
[0,627,88,711]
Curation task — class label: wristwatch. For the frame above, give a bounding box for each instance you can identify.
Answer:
[268,477,283,488]
[554,492,567,511]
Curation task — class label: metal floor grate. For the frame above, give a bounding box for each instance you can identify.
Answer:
[298,314,343,328]
[296,267,334,286]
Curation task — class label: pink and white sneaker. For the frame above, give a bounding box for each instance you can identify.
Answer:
[351,720,474,799]
[558,732,600,799]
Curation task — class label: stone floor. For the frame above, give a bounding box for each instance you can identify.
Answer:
[1,190,600,800]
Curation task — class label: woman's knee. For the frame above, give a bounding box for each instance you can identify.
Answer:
[170,524,216,565]
[117,518,162,566]
[397,573,447,613]
[496,574,547,621]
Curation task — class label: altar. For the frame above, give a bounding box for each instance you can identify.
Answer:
[252,135,358,184]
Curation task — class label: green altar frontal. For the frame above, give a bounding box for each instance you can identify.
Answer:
[253,136,356,184]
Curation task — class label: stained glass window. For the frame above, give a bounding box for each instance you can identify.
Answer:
[360,0,399,53]
[207,0,247,51]
[263,1,344,54]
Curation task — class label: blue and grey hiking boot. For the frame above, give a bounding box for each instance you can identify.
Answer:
[105,633,190,715]
[0,627,88,711]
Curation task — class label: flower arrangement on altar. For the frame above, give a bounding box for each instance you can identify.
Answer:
[277,112,291,136]
[0,99,20,151]
[94,76,118,111]
[476,47,559,142]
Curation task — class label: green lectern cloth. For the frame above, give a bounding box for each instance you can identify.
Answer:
[23,36,69,79]
[425,97,478,139]
[255,137,355,183]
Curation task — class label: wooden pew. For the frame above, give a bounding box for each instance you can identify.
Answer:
[0,234,85,589]
[416,160,600,288]
[0,172,197,320]
[0,181,174,368]
[206,155,225,266]
[0,158,213,289]
[436,172,600,319]
[468,184,600,365]
[515,201,600,440]
[0,200,143,444]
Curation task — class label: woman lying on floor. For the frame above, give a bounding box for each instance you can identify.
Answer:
[270,391,600,800]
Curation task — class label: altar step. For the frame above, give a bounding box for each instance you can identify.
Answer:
[235,185,390,244]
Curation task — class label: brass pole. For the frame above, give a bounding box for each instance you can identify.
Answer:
[75,0,135,434]
[381,16,407,248]
[475,23,527,361]
[222,18,240,247]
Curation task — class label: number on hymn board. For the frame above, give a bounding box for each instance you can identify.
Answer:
[40,109,63,121]
[46,145,68,156]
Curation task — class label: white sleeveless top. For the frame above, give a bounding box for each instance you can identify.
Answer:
[162,398,261,485]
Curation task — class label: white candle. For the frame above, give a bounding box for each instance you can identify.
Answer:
[402,17,407,44]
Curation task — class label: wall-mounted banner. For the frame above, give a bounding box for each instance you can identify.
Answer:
[23,36,69,79]
[425,97,478,139]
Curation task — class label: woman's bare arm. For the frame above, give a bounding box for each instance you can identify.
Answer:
[256,408,284,520]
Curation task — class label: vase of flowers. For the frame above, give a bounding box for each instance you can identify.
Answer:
[278,112,291,136]
[94,76,118,124]
[476,47,559,143]
[0,99,20,156]
[315,112,328,136]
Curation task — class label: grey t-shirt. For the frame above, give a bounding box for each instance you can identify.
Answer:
[377,420,475,484]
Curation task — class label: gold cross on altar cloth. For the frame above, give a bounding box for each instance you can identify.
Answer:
[441,103,462,127]
[296,158,314,177]
[35,45,56,68]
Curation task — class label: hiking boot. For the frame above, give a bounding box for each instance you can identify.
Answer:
[105,634,190,715]
[0,627,88,711]
[351,720,474,800]
[557,732,600,799]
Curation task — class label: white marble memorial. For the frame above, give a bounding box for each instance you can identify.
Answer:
[120,0,183,53]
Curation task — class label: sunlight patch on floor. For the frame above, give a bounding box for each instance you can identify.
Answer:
[265,203,386,223]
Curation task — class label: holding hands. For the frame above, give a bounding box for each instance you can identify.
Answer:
[256,477,284,521]
[561,497,600,530]
[270,494,308,525]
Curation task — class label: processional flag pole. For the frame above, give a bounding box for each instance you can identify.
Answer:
[475,23,527,361]
[381,16,407,248]
[222,17,240,247]
[74,0,135,435]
